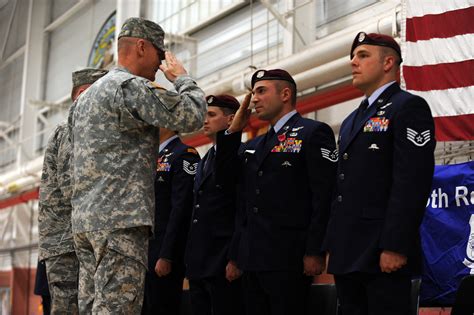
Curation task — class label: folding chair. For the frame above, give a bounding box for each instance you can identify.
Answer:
[410,278,421,315]
[307,283,339,315]
[451,275,474,315]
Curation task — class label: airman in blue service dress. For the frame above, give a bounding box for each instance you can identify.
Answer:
[221,69,337,315]
[323,32,436,315]
[185,94,244,315]
[142,132,200,314]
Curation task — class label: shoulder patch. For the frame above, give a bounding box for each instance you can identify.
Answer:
[407,128,431,147]
[147,81,164,90]
[321,148,338,162]
[144,81,180,111]
[187,148,199,155]
[183,160,198,175]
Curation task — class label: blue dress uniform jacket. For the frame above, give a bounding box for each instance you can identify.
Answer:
[226,113,337,271]
[143,137,199,314]
[323,83,436,275]
[184,136,241,280]
[150,137,199,268]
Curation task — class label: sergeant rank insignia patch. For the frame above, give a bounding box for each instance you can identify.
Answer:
[320,148,338,162]
[183,160,198,175]
[407,128,431,146]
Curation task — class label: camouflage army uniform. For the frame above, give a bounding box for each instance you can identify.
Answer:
[69,66,206,313]
[38,122,79,315]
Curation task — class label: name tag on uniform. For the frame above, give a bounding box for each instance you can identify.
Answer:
[363,117,389,132]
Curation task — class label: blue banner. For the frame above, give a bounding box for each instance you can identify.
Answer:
[420,161,474,305]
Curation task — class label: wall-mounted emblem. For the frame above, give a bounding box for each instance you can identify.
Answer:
[88,11,116,69]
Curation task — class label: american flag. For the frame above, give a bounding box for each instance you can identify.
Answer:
[401,0,474,141]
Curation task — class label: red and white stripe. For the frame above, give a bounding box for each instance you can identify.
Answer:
[401,0,474,141]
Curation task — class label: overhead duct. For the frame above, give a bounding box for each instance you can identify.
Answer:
[0,156,43,196]
[293,57,351,92]
[234,56,351,102]
[3,171,42,194]
[203,13,397,96]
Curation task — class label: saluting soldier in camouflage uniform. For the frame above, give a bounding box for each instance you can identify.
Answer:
[68,17,207,314]
[38,68,108,315]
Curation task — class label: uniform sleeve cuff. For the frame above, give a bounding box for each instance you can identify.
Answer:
[174,75,196,92]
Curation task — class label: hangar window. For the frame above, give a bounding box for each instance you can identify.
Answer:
[315,0,377,26]
[152,0,244,34]
[151,1,284,80]
[192,3,283,78]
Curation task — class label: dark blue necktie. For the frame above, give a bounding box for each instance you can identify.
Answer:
[264,127,275,144]
[203,147,215,177]
[352,98,369,131]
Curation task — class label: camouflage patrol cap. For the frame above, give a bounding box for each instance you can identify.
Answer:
[72,68,108,88]
[118,17,165,52]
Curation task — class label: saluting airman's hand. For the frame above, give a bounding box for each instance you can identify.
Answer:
[159,51,187,82]
[227,92,252,133]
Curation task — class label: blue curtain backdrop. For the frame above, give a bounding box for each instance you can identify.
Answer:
[420,161,474,305]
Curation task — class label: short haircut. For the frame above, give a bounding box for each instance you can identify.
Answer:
[274,80,297,106]
[380,46,402,67]
[220,106,237,116]
[117,37,137,53]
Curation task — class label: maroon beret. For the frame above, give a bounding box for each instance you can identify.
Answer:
[350,32,402,64]
[206,94,240,110]
[251,69,296,89]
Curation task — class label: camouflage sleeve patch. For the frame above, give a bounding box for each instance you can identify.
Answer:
[124,74,206,133]
[148,81,163,89]
[145,81,180,112]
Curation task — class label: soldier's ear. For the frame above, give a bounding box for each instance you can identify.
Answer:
[383,55,396,73]
[227,113,235,126]
[71,84,91,101]
[281,87,291,103]
[136,39,146,57]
